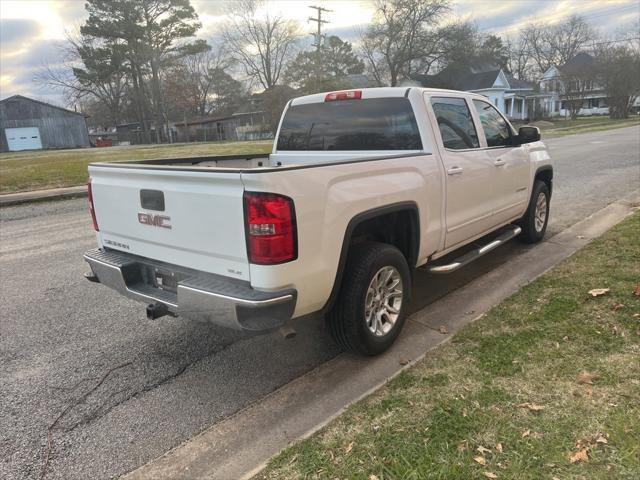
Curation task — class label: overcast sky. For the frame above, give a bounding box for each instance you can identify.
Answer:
[1,0,638,104]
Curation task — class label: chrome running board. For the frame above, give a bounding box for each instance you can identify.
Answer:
[427,225,522,274]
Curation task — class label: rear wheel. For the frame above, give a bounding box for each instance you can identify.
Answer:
[327,242,411,356]
[518,180,550,243]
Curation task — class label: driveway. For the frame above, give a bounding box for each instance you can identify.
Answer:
[1,125,638,479]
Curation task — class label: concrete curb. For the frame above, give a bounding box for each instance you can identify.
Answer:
[0,185,86,207]
[122,194,638,480]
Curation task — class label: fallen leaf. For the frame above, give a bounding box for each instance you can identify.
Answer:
[596,435,608,445]
[577,371,600,385]
[438,325,449,334]
[482,472,498,479]
[345,442,354,454]
[473,455,487,465]
[399,357,409,366]
[522,429,531,438]
[517,402,545,412]
[634,284,640,296]
[369,475,380,480]
[586,386,593,396]
[462,408,468,417]
[477,446,491,455]
[569,448,589,463]
[588,288,610,297]
[496,443,503,453]
[457,441,467,452]
[612,303,625,312]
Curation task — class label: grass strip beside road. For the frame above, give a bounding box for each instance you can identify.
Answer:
[536,116,640,138]
[0,140,273,194]
[259,213,640,480]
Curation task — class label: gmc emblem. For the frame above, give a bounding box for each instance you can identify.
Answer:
[138,212,172,229]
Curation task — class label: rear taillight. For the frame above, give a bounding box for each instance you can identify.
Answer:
[244,192,297,264]
[324,90,362,102]
[87,179,99,231]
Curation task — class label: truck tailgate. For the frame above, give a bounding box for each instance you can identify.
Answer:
[89,165,250,281]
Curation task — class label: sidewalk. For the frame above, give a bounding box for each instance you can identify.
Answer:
[0,185,86,207]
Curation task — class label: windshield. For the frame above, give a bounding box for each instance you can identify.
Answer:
[276,98,422,151]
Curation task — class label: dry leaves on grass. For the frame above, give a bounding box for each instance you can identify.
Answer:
[576,371,600,385]
[568,433,609,463]
[482,472,498,479]
[473,455,487,465]
[344,442,354,454]
[588,288,610,297]
[369,475,380,480]
[634,284,640,296]
[576,433,608,449]
[569,448,589,463]
[496,443,503,453]
[517,402,545,412]
[521,429,531,438]
[476,446,491,455]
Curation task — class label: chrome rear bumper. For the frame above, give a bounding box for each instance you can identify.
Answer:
[83,248,296,331]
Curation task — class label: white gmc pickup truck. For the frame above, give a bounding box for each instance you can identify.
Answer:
[84,87,552,355]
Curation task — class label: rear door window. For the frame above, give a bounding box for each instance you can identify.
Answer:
[430,97,479,150]
[276,98,422,151]
[472,100,513,147]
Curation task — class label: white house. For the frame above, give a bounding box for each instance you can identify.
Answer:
[412,65,537,120]
[538,53,609,117]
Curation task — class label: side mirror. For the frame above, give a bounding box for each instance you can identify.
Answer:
[517,126,541,145]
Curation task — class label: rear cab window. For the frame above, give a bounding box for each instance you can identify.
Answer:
[429,97,479,150]
[276,98,422,151]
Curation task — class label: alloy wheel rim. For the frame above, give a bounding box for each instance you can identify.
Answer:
[364,266,403,337]
[534,192,547,232]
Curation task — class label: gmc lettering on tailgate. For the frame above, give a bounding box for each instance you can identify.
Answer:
[138,212,172,229]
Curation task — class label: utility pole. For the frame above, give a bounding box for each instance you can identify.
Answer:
[308,5,331,92]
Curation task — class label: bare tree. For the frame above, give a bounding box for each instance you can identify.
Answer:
[38,32,129,126]
[559,60,596,119]
[505,36,535,81]
[223,0,300,90]
[361,0,451,86]
[594,42,640,118]
[522,15,597,74]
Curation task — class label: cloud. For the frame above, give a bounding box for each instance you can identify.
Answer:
[0,18,42,52]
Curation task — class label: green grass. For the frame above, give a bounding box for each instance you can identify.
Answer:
[0,140,273,194]
[258,213,640,480]
[533,116,640,138]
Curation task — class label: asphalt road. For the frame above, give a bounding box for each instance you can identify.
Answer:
[1,125,639,480]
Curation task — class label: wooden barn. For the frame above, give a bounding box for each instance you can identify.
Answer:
[0,95,90,152]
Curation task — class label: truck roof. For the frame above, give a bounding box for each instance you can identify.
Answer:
[290,86,488,106]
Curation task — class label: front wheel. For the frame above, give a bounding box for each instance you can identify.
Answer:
[327,242,411,356]
[518,180,550,243]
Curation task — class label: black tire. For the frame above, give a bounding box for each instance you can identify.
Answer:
[327,242,411,356]
[518,180,550,243]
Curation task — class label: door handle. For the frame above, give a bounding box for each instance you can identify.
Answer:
[447,166,463,175]
[494,158,506,166]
